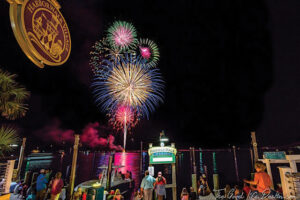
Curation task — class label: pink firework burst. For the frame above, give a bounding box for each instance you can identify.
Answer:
[109,105,139,150]
[114,27,133,46]
[139,46,151,59]
[109,105,139,131]
[116,105,134,125]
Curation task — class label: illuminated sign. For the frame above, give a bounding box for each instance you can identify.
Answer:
[149,146,177,164]
[7,0,71,68]
[263,151,286,160]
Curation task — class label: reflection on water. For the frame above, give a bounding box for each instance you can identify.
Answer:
[77,152,141,189]
[114,152,141,188]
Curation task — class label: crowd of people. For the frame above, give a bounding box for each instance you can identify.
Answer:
[12,160,284,200]
[135,161,283,200]
[12,169,70,200]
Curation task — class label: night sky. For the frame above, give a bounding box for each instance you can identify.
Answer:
[0,0,299,149]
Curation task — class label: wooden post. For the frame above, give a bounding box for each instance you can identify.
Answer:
[191,147,197,193]
[106,153,114,190]
[288,160,297,173]
[212,152,219,192]
[213,152,217,174]
[199,148,204,174]
[192,147,196,174]
[17,137,26,180]
[189,147,193,173]
[264,159,274,189]
[251,131,259,162]
[4,160,15,193]
[68,134,80,200]
[249,148,254,171]
[172,163,177,200]
[232,146,239,183]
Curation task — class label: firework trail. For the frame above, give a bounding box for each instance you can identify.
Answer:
[109,105,139,149]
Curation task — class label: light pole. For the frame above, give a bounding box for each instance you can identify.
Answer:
[159,130,168,147]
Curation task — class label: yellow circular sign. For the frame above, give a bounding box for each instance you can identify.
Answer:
[8,0,71,68]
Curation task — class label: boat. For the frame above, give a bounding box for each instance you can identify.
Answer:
[75,165,135,199]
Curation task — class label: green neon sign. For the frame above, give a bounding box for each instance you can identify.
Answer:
[149,146,177,164]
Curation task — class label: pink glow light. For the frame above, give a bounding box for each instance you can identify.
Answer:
[139,46,151,59]
[113,27,133,47]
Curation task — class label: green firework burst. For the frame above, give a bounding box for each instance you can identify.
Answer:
[107,21,138,51]
[136,38,160,68]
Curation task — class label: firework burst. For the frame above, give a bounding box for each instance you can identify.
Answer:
[109,105,138,130]
[92,55,164,118]
[107,21,138,51]
[90,38,124,77]
[109,105,139,150]
[136,38,160,68]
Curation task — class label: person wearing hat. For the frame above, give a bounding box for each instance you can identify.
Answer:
[154,171,166,200]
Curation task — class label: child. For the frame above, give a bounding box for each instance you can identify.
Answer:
[181,188,189,200]
[73,187,82,200]
[81,190,87,200]
[244,161,272,198]
[113,189,123,200]
[133,190,143,200]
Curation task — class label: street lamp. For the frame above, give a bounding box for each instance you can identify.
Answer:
[159,130,169,147]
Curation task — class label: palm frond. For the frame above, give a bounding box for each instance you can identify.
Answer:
[1,101,28,120]
[0,126,19,157]
[7,87,30,102]
[0,68,30,120]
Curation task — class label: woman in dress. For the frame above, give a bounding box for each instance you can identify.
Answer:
[50,172,63,200]
[154,172,167,200]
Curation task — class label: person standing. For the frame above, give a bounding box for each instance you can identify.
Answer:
[140,170,156,200]
[50,172,64,200]
[198,176,209,196]
[36,169,48,200]
[154,172,166,200]
[189,187,197,200]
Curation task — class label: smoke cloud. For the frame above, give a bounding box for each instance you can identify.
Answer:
[34,119,123,151]
[80,122,123,151]
[34,119,75,143]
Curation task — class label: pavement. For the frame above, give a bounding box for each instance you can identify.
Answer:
[9,194,22,200]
